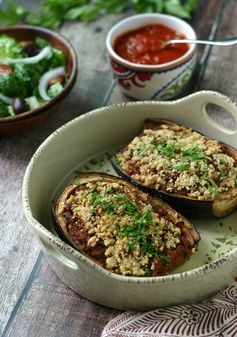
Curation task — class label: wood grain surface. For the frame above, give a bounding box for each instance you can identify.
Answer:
[0,1,236,336]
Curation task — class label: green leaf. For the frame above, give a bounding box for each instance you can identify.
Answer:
[0,0,198,29]
[183,0,198,13]
[183,146,206,160]
[27,10,62,29]
[65,6,88,20]
[215,237,227,243]
[164,0,191,19]
[173,162,190,171]
[209,178,218,189]
[0,0,28,25]
[155,142,176,158]
[154,0,164,12]
[220,158,227,165]
[220,168,226,177]
[95,0,128,14]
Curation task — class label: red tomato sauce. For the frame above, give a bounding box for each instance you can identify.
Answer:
[114,24,189,65]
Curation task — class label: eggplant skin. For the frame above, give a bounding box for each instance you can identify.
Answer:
[112,119,237,219]
[53,172,200,277]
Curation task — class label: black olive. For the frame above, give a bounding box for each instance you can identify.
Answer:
[12,97,29,115]
[23,43,40,57]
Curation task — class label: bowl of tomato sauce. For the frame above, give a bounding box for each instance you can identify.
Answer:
[106,14,196,100]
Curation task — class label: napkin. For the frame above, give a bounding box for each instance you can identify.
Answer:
[101,282,237,337]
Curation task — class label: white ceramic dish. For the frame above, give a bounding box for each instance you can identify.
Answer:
[23,91,237,311]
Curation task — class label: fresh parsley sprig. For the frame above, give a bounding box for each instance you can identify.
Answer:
[0,0,198,29]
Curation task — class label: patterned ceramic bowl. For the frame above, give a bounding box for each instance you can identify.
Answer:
[23,91,237,311]
[106,14,196,100]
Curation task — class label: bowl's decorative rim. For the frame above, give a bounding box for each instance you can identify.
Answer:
[106,13,197,72]
[0,24,78,123]
[22,90,237,284]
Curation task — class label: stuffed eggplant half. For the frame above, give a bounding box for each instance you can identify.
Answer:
[112,119,237,219]
[54,173,200,277]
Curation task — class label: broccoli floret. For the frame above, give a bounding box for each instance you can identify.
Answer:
[0,63,44,98]
[0,35,24,58]
[0,100,10,117]
[14,63,41,97]
[0,73,18,97]
[50,48,66,68]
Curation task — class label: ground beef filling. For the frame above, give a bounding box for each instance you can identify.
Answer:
[115,123,237,200]
[62,180,190,277]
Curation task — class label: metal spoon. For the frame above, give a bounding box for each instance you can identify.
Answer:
[161,36,237,50]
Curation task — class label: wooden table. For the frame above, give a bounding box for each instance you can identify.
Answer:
[1,0,237,336]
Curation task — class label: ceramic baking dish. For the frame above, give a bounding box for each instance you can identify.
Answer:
[22,90,237,310]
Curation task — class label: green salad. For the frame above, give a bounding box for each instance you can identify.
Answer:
[0,35,67,117]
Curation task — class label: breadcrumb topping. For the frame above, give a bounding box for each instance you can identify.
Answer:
[63,180,182,276]
[115,122,237,200]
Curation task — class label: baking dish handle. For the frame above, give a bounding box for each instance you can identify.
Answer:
[191,91,237,135]
[39,238,79,270]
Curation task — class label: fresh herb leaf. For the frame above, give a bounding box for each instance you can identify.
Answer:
[208,187,218,196]
[209,178,218,189]
[220,159,227,165]
[183,146,206,160]
[173,162,190,171]
[164,0,191,19]
[199,177,207,186]
[89,158,98,165]
[0,0,198,29]
[0,0,28,25]
[220,168,226,177]
[211,241,221,249]
[114,155,121,165]
[135,147,148,157]
[154,142,176,158]
[215,237,227,243]
[183,0,198,13]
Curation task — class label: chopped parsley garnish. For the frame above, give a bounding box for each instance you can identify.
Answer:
[114,155,122,165]
[116,205,169,262]
[173,162,190,171]
[199,174,208,186]
[210,178,218,189]
[89,158,98,165]
[208,187,218,196]
[154,142,177,158]
[220,168,226,177]
[183,146,206,160]
[220,159,227,165]
[90,191,138,215]
[135,147,148,157]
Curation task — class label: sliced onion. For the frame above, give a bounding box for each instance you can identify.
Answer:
[0,92,13,105]
[38,66,66,101]
[0,46,52,65]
